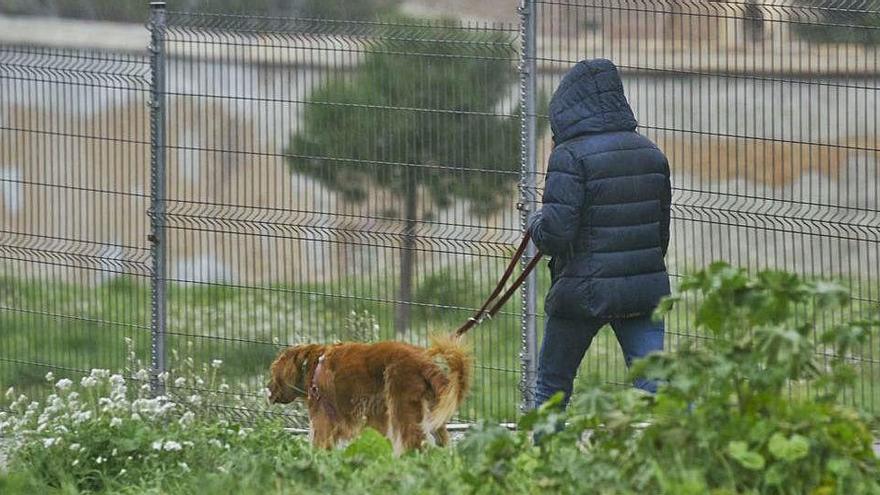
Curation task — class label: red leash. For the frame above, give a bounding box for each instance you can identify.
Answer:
[455,233,543,337]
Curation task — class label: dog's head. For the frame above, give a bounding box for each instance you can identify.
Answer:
[267,344,325,404]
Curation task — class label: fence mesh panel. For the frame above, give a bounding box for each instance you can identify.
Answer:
[0,45,152,394]
[157,12,523,422]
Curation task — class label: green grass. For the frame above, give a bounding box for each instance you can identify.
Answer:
[3,264,880,494]
[2,263,879,423]
[0,264,531,421]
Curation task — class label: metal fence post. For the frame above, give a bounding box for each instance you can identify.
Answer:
[518,0,539,412]
[148,0,168,396]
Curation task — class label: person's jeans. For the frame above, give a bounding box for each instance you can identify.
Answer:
[534,314,664,408]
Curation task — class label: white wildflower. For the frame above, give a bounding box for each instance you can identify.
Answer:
[178,462,190,472]
[90,369,110,380]
[134,369,150,382]
[182,441,194,448]
[131,413,142,422]
[188,394,202,406]
[111,448,118,456]
[72,459,79,467]
[70,443,81,452]
[151,440,163,451]
[80,376,98,388]
[96,456,105,465]
[174,377,186,388]
[4,387,13,400]
[211,359,223,369]
[178,411,195,426]
[45,371,54,382]
[163,441,182,452]
[110,374,125,387]
[140,384,151,393]
[218,383,230,393]
[119,469,127,476]
[72,411,92,424]
[158,372,170,382]
[110,417,123,428]
[208,439,223,449]
[195,377,204,386]
[42,437,58,448]
[218,466,228,474]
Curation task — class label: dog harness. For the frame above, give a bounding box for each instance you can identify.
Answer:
[309,354,339,422]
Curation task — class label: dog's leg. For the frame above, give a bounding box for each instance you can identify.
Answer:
[309,408,335,450]
[365,395,389,438]
[387,398,426,454]
[420,402,438,447]
[385,365,429,454]
[432,424,450,446]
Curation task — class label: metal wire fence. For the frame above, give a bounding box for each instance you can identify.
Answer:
[0,0,878,423]
[152,10,524,422]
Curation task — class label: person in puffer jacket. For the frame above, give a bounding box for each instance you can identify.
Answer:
[528,58,671,407]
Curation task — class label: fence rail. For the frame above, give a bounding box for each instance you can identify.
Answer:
[1,0,878,422]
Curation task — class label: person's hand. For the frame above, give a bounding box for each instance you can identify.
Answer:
[527,209,543,234]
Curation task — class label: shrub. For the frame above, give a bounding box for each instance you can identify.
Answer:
[518,262,880,494]
[0,344,303,493]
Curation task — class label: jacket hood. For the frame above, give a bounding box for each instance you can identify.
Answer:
[549,59,637,142]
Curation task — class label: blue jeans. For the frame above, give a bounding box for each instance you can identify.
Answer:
[535,314,664,408]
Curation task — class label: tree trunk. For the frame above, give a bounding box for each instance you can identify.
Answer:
[395,175,418,336]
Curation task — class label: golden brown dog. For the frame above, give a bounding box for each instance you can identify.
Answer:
[267,335,470,454]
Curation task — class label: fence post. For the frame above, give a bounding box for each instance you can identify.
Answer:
[148,0,168,397]
[518,0,539,412]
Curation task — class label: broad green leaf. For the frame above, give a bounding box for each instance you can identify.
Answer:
[767,433,810,462]
[726,441,765,471]
[763,464,785,486]
[343,427,392,460]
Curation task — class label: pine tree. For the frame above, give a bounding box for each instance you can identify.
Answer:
[286,21,525,334]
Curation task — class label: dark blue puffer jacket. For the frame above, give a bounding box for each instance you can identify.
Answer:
[528,59,671,320]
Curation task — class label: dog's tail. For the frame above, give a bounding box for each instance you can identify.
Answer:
[424,334,472,431]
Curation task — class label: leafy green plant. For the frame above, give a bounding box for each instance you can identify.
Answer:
[0,345,305,493]
[521,262,880,494]
[341,309,381,342]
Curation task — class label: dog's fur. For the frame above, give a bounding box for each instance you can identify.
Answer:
[267,335,471,454]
